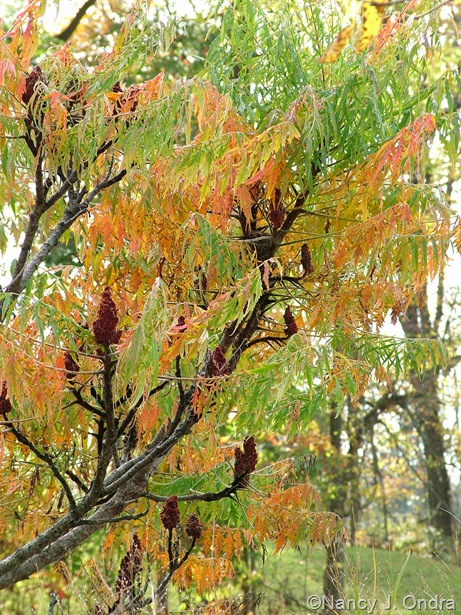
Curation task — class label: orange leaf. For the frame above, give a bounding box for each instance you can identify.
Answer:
[372,0,420,57]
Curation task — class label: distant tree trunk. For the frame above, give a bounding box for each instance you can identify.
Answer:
[55,0,99,41]
[410,370,453,550]
[370,431,390,546]
[323,410,346,614]
[241,547,258,615]
[346,402,363,546]
[400,288,454,552]
[324,538,345,613]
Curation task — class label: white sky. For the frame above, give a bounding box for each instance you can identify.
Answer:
[42,0,200,34]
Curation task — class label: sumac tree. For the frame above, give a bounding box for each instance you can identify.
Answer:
[0,0,457,611]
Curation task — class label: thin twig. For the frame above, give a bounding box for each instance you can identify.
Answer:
[414,0,452,19]
[7,422,76,510]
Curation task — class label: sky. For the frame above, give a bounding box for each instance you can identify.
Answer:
[42,0,200,35]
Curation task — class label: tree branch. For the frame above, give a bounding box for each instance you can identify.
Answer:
[55,0,99,42]
[6,422,76,511]
[3,168,127,297]
[69,385,104,417]
[8,153,47,291]
[86,345,119,501]
[145,482,242,504]
[77,502,150,525]
[157,533,197,600]
[0,474,135,589]
[116,380,170,437]
[44,170,79,212]
[66,470,88,493]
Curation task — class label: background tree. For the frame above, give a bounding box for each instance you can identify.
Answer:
[0,0,457,611]
[300,0,461,568]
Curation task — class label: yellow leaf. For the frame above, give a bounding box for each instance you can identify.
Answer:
[106,91,121,103]
[319,25,355,63]
[356,1,388,53]
[0,432,4,467]
[454,216,461,256]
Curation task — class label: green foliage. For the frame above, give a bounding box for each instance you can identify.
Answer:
[0,0,458,609]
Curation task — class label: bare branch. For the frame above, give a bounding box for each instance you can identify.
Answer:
[44,170,79,211]
[77,502,150,525]
[55,0,99,41]
[6,422,76,510]
[9,153,47,291]
[145,483,241,503]
[157,532,197,600]
[86,345,119,500]
[66,470,89,493]
[3,168,127,297]
[69,385,104,417]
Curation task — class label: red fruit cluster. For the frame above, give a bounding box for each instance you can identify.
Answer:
[208,346,229,377]
[268,205,285,229]
[92,287,121,345]
[0,382,11,418]
[234,436,258,482]
[63,351,80,380]
[185,514,203,540]
[268,188,285,229]
[284,306,298,337]
[301,244,314,275]
[115,534,144,597]
[160,495,180,530]
[22,65,45,105]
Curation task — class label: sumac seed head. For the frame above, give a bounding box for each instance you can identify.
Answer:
[115,534,144,597]
[301,244,314,275]
[207,346,229,377]
[92,287,119,345]
[22,65,45,105]
[268,206,285,229]
[160,495,180,530]
[176,315,187,332]
[284,306,298,337]
[0,381,12,417]
[63,351,80,380]
[185,514,203,540]
[234,436,258,483]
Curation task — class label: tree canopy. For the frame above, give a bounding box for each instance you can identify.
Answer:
[0,0,458,610]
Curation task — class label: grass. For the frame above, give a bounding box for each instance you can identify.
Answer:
[245,544,461,615]
[1,544,459,613]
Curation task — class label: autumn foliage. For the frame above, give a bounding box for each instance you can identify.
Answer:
[0,0,457,610]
